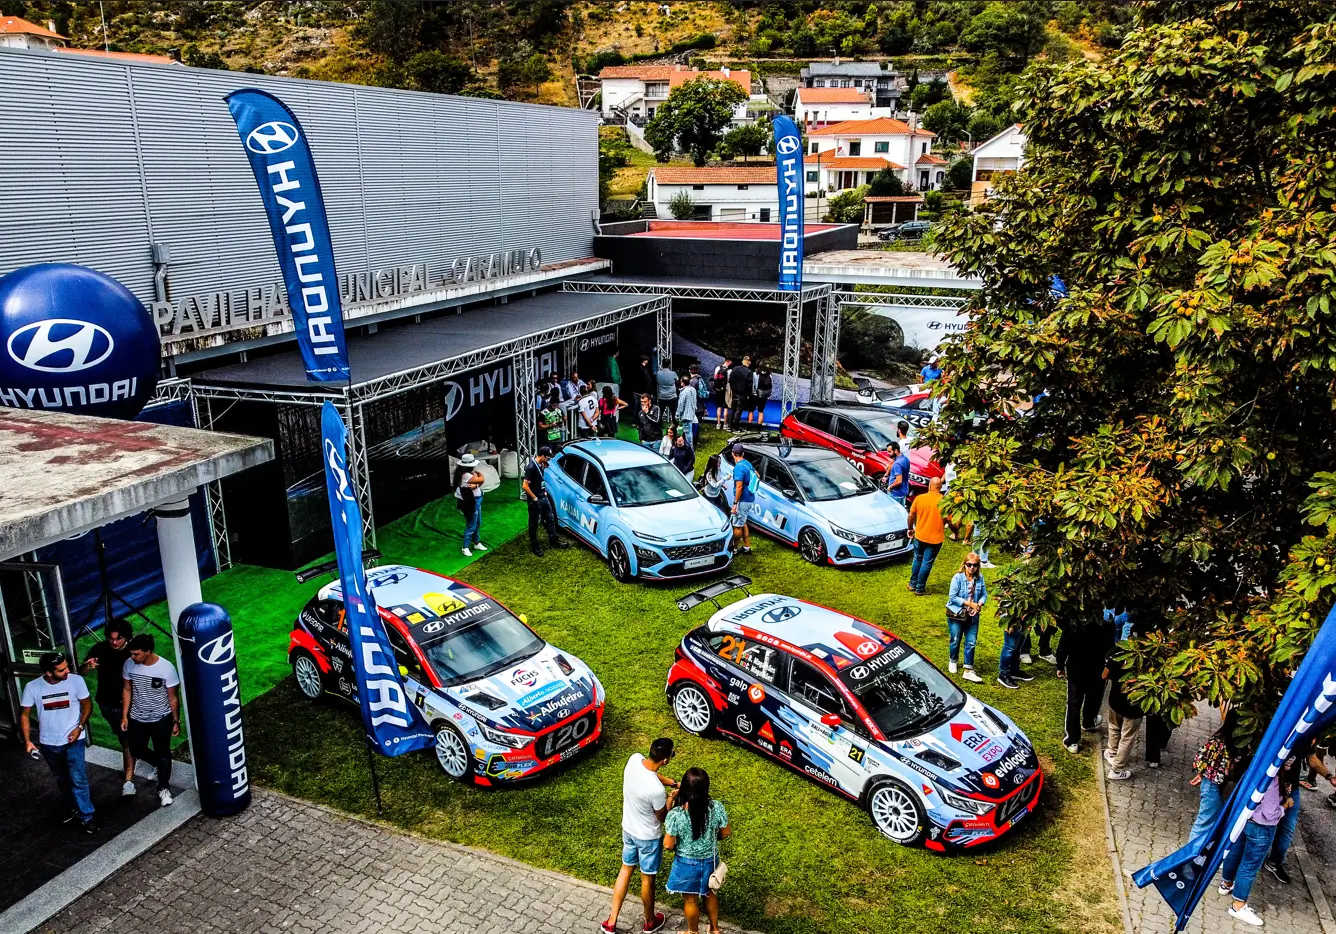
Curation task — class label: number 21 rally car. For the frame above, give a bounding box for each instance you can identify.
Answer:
[289,564,604,785]
[667,578,1043,850]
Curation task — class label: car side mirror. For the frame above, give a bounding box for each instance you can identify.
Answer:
[781,488,798,500]
[852,443,868,453]
[588,494,607,506]
[820,713,842,728]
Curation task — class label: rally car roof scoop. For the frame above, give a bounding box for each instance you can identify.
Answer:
[676,575,753,612]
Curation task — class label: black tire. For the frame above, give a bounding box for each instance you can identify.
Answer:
[608,538,633,583]
[671,682,717,737]
[432,721,475,782]
[291,649,325,701]
[866,777,928,846]
[799,527,828,565]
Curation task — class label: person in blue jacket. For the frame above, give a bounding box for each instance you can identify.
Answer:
[945,553,987,683]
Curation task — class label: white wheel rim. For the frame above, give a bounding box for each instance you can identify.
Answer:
[435,728,469,777]
[801,531,824,563]
[294,655,322,698]
[870,785,920,841]
[674,686,711,733]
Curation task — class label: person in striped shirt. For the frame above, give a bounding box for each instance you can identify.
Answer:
[120,634,180,808]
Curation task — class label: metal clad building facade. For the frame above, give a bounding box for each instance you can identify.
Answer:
[0,49,598,338]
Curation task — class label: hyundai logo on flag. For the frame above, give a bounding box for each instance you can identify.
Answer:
[7,319,114,373]
[443,380,465,421]
[198,631,237,666]
[776,135,800,155]
[245,121,300,154]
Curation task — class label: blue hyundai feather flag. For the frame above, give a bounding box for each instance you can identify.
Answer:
[226,89,350,383]
[1133,605,1336,929]
[320,401,433,755]
[772,115,804,292]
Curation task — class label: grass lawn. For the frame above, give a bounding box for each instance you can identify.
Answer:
[236,425,1120,934]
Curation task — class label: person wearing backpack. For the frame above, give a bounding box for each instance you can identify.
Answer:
[454,453,486,557]
[711,358,731,430]
[750,365,772,426]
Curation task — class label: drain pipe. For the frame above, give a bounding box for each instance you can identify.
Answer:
[151,242,171,303]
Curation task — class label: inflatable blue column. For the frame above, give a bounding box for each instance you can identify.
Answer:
[177,603,251,816]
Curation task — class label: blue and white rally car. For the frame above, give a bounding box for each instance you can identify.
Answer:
[668,578,1043,850]
[721,436,912,565]
[546,439,732,582]
[289,565,604,785]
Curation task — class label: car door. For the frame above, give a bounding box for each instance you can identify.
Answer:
[384,622,429,710]
[576,460,612,547]
[554,453,603,545]
[786,658,873,795]
[548,452,583,531]
[705,632,785,750]
[753,456,800,544]
[830,415,870,470]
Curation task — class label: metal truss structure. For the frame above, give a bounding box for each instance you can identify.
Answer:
[809,292,840,404]
[834,291,970,310]
[561,279,831,418]
[194,393,231,571]
[512,351,538,486]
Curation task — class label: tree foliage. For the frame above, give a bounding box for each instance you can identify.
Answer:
[931,0,1336,735]
[923,100,972,143]
[868,168,907,197]
[668,190,696,220]
[824,185,868,224]
[718,122,770,160]
[644,78,748,167]
[598,127,634,206]
[960,2,1049,63]
[404,51,474,94]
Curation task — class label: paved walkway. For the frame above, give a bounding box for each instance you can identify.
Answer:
[38,790,748,934]
[1105,705,1332,934]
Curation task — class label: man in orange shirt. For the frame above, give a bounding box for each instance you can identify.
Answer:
[906,476,946,595]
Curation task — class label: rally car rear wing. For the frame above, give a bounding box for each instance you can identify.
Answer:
[294,548,383,584]
[676,575,753,612]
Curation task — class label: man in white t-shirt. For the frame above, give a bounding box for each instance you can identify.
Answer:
[121,634,181,808]
[601,738,677,934]
[20,652,97,832]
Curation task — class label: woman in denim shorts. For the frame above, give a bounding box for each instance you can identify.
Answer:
[664,768,731,934]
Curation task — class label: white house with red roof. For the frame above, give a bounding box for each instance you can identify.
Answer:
[971,123,1027,203]
[792,86,874,129]
[599,64,752,125]
[0,12,66,49]
[645,166,778,222]
[804,117,946,193]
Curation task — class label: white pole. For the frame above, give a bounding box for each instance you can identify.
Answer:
[155,494,201,788]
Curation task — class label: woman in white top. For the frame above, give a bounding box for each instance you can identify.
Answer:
[699,453,726,511]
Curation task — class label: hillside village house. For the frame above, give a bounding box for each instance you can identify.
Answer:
[793,86,874,129]
[800,60,900,109]
[0,12,178,62]
[805,117,946,193]
[599,64,752,124]
[645,166,777,222]
[972,123,1027,203]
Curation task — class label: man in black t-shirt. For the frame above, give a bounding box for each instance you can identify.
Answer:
[80,619,137,796]
[727,356,753,429]
[522,447,570,555]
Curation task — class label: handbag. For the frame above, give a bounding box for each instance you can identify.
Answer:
[708,858,728,892]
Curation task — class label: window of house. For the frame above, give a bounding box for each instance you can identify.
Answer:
[848,141,862,156]
[760,208,771,222]
[806,170,819,182]
[921,142,929,154]
[693,185,705,191]
[810,142,819,154]
[737,184,748,190]
[874,141,889,153]
[814,79,825,87]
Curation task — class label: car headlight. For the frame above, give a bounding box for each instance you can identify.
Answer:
[479,723,529,749]
[939,786,991,816]
[634,544,662,566]
[828,524,867,544]
[632,530,667,543]
[719,518,732,534]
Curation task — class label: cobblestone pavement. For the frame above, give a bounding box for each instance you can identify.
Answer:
[1104,704,1330,934]
[40,790,750,934]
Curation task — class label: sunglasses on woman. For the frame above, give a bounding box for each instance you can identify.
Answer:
[965,562,980,567]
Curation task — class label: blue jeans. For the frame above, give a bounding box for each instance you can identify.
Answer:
[1271,789,1299,866]
[463,496,482,548]
[1222,819,1279,903]
[947,615,979,667]
[909,540,941,592]
[999,628,1024,679]
[40,740,94,822]
[1189,778,1226,843]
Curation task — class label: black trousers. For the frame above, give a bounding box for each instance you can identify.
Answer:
[527,497,559,548]
[128,714,173,791]
[1145,713,1174,765]
[1063,671,1106,746]
[1021,626,1054,657]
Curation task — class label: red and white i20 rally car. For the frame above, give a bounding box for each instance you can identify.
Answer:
[667,578,1043,851]
[289,564,604,785]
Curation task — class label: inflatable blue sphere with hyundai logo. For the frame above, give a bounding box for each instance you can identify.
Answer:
[0,263,159,419]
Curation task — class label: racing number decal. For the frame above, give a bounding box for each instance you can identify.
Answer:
[717,635,746,664]
[848,745,865,765]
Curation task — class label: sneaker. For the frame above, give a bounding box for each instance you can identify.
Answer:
[159,789,173,808]
[949,661,958,674]
[643,912,666,934]
[1228,904,1264,926]
[599,922,616,934]
[1147,761,1161,770]
[997,676,1018,690]
[474,543,488,552]
[461,547,473,557]
[1104,749,1117,764]
[1083,716,1105,733]
[1065,743,1080,754]
[914,590,926,596]
[1218,882,1234,896]
[981,561,997,569]
[1012,671,1035,682]
[1039,653,1058,664]
[906,583,916,592]
[1265,861,1291,885]
[1107,769,1132,780]
[739,546,753,555]
[122,780,136,797]
[1020,653,1033,664]
[530,545,545,556]
[79,819,99,835]
[551,539,572,549]
[962,669,983,683]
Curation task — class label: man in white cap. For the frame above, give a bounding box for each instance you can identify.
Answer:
[454,453,487,557]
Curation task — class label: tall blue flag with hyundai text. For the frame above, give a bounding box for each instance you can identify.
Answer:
[772,115,804,293]
[320,401,433,755]
[225,89,350,382]
[1133,604,1336,929]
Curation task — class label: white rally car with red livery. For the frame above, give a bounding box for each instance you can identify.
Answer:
[667,578,1042,850]
[289,564,604,785]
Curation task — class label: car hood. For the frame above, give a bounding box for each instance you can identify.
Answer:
[619,497,727,541]
[442,643,600,734]
[810,492,908,535]
[886,697,1038,799]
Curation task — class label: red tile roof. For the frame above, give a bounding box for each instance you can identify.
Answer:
[804,155,905,171]
[58,48,179,64]
[0,14,65,39]
[599,65,750,94]
[795,87,869,103]
[916,153,948,165]
[809,117,936,138]
[652,166,776,185]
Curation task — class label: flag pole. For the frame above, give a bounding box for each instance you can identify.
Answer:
[364,734,384,816]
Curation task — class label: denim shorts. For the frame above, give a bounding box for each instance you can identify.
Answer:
[621,832,663,875]
[666,853,717,897]
[731,500,755,528]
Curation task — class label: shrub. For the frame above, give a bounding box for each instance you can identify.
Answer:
[668,190,695,220]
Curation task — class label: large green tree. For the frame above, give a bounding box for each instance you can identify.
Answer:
[644,78,748,167]
[932,1,1336,734]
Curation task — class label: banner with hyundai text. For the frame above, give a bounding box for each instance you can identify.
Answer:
[772,115,804,293]
[1133,604,1336,929]
[320,401,433,755]
[225,89,350,382]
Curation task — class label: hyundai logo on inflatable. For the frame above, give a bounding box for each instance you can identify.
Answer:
[0,263,159,419]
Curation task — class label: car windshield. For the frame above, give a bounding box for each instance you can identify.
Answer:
[788,457,879,502]
[419,614,544,686]
[607,462,698,507]
[841,642,965,739]
[851,415,898,449]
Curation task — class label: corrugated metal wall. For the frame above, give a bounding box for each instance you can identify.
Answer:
[0,49,598,306]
